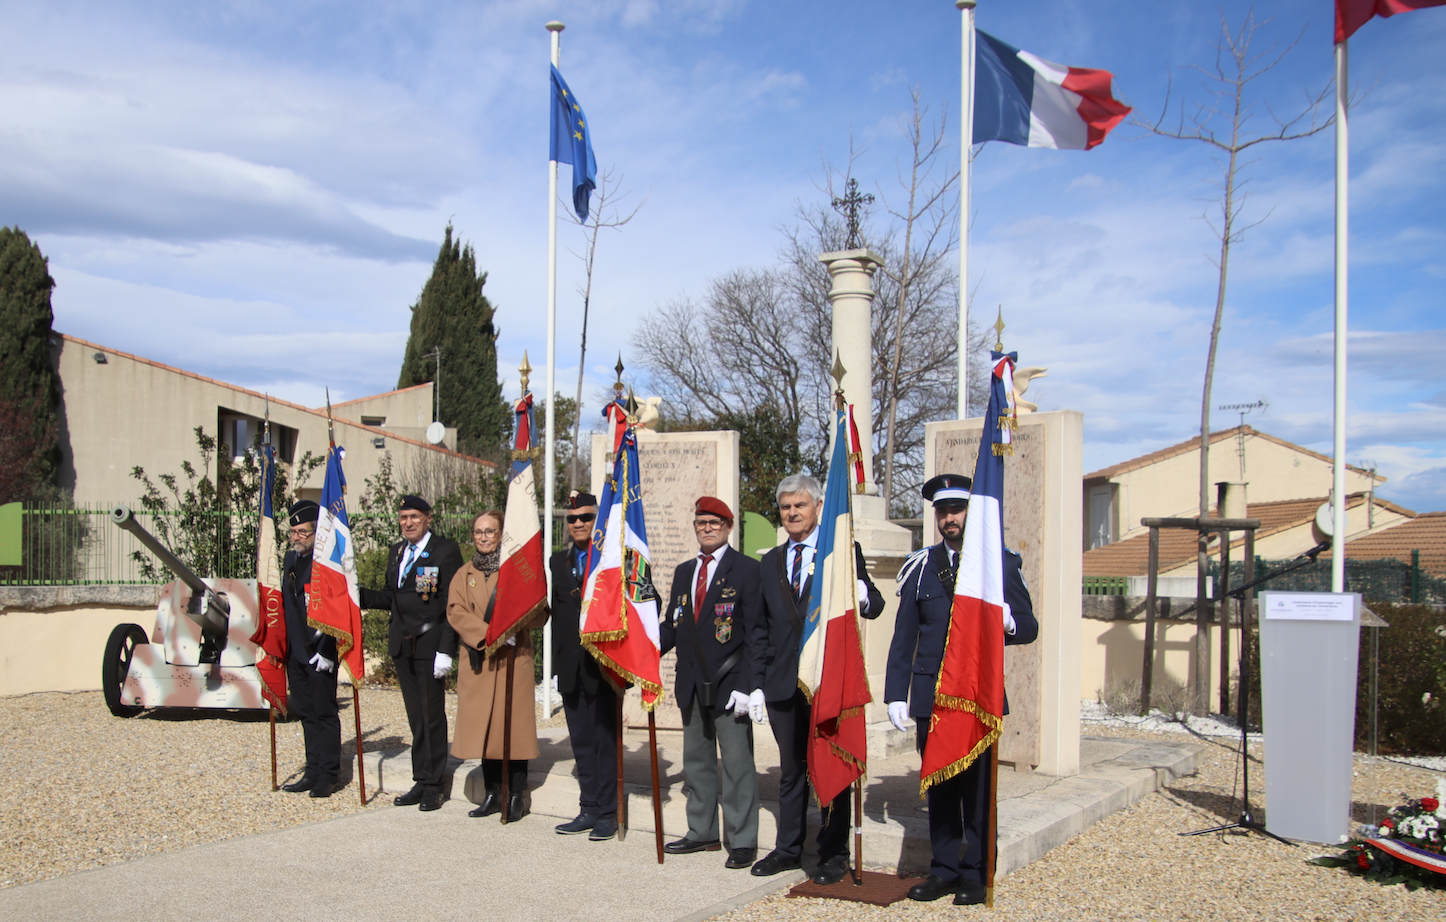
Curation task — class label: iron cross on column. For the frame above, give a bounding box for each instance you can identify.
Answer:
[831,177,874,250]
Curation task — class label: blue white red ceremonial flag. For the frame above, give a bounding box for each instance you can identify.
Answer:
[309,444,364,684]
[579,427,664,707]
[249,441,288,712]
[974,30,1130,151]
[920,351,1016,795]
[799,405,872,805]
[486,392,548,655]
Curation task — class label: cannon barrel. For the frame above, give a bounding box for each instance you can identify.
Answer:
[111,505,230,637]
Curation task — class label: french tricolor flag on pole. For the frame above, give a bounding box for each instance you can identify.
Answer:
[974,30,1130,151]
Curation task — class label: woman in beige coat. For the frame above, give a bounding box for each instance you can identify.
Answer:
[447,510,547,821]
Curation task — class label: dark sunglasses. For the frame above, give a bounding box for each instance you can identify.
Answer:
[566,512,596,524]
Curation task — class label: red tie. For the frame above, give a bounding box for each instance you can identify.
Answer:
[694,554,713,619]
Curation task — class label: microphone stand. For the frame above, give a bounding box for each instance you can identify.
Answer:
[1180,541,1331,844]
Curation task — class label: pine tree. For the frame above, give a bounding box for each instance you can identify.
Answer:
[0,227,60,494]
[397,224,508,453]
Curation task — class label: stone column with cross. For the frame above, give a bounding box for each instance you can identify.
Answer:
[818,180,912,740]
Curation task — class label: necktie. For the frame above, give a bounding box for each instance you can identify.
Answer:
[790,544,805,600]
[694,554,713,619]
[947,550,959,593]
[399,543,418,588]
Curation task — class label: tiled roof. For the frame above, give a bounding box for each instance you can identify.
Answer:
[1081,493,1410,577]
[1330,511,1446,578]
[1084,425,1382,483]
[62,334,493,467]
[329,382,431,408]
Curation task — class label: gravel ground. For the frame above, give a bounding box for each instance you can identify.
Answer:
[3,691,1443,921]
[715,726,1446,922]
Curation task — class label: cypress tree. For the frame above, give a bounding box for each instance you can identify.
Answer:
[0,227,60,493]
[397,224,508,453]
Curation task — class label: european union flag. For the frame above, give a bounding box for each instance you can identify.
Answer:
[550,64,597,221]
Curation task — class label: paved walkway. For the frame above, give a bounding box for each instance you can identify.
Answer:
[0,725,1199,922]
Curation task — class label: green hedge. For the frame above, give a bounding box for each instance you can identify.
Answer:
[1357,602,1446,755]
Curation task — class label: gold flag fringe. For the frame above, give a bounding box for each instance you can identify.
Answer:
[308,615,360,685]
[919,722,1000,797]
[579,639,666,710]
[992,442,1014,456]
[483,598,547,658]
[997,415,1016,431]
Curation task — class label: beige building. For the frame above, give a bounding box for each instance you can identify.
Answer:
[1082,425,1383,551]
[52,333,490,507]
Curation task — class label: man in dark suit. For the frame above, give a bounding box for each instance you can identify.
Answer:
[278,500,343,799]
[659,496,763,871]
[358,494,462,812]
[747,473,886,884]
[885,474,1038,905]
[548,491,621,842]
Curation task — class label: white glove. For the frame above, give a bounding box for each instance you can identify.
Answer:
[433,652,453,679]
[887,701,910,733]
[857,579,870,614]
[748,689,767,724]
[725,690,749,718]
[309,652,335,674]
[505,635,518,647]
[1002,604,1017,635]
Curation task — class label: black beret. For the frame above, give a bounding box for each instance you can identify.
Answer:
[288,500,320,527]
[399,495,432,514]
[922,474,972,506]
[568,491,598,510]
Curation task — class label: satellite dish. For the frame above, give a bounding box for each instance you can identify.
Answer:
[1314,502,1342,537]
[425,421,446,445]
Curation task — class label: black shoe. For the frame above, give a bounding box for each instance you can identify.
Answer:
[588,816,618,841]
[664,836,722,854]
[393,784,424,807]
[908,875,959,902]
[725,847,757,870]
[418,790,445,812]
[505,792,527,823]
[281,775,317,793]
[555,813,599,835]
[750,851,802,877]
[812,855,850,885]
[954,880,987,905]
[469,788,501,818]
[309,779,341,799]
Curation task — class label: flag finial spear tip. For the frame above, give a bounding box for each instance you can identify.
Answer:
[519,352,532,394]
[831,351,846,390]
[614,354,626,398]
[993,306,1006,352]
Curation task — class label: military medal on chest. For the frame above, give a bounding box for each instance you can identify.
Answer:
[416,566,439,601]
[713,602,735,643]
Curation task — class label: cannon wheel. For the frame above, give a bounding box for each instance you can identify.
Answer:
[102,623,149,717]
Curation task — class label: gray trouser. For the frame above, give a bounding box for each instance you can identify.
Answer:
[680,697,759,849]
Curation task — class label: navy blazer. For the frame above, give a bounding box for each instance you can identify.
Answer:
[358,533,462,660]
[755,539,886,702]
[281,549,336,665]
[884,543,1038,721]
[548,544,612,696]
[660,547,762,712]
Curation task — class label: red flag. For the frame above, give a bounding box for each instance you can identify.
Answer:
[1336,0,1446,42]
[248,443,288,713]
[485,393,548,654]
[920,353,1015,795]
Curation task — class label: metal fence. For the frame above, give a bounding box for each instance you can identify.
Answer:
[0,504,571,586]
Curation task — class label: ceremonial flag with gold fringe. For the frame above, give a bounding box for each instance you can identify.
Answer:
[920,350,1017,795]
[579,426,664,707]
[1335,0,1446,42]
[308,444,365,684]
[248,441,287,713]
[485,392,548,655]
[800,405,873,805]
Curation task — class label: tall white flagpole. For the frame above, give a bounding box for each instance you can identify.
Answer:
[543,19,565,716]
[956,0,976,419]
[1331,39,1348,592]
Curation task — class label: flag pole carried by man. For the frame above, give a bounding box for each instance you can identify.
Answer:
[249,400,287,790]
[308,395,369,804]
[579,403,666,862]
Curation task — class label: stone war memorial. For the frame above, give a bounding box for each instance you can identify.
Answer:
[924,408,1084,776]
[590,428,740,728]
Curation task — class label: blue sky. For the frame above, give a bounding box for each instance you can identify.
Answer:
[3,1,1443,511]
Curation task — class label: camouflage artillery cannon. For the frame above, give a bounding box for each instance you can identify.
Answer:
[102,505,268,717]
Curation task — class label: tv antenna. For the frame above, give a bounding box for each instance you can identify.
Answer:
[1218,400,1267,480]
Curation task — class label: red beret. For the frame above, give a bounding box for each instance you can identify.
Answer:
[694,496,733,521]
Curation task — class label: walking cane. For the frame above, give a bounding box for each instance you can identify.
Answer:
[501,645,515,824]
